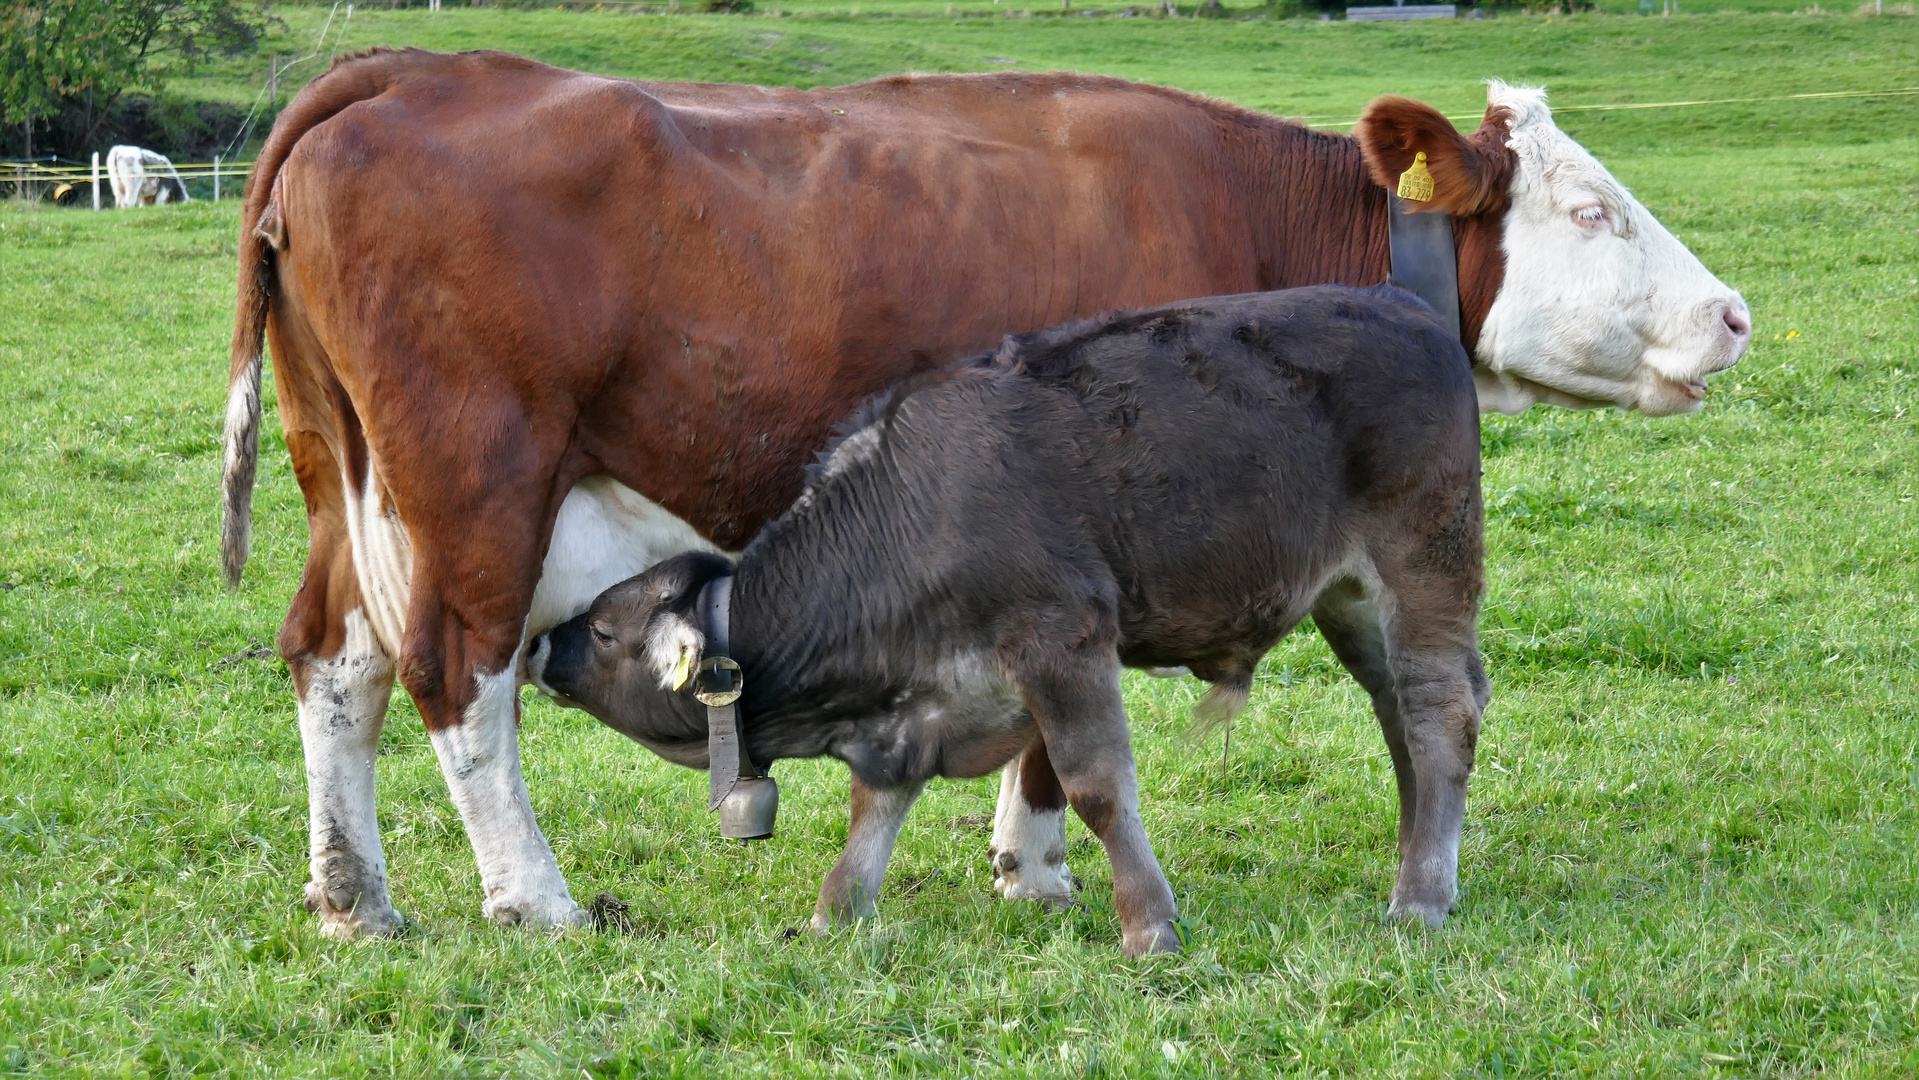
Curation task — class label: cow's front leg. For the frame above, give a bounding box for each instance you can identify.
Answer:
[424,662,586,930]
[988,741,1075,905]
[812,777,925,932]
[1023,663,1179,958]
[293,609,404,939]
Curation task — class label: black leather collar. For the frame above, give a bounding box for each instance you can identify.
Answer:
[1386,193,1462,341]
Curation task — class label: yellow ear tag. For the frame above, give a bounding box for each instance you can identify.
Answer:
[671,646,697,692]
[1396,151,1435,203]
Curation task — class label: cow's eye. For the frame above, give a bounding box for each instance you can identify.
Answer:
[590,626,615,649]
[1572,204,1610,231]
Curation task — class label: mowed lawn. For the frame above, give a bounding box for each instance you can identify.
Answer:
[2,11,1917,1078]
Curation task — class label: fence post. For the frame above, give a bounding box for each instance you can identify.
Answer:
[92,152,101,210]
[214,155,221,202]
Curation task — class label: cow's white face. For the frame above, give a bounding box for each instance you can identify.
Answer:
[1473,84,1750,416]
[1357,83,1751,417]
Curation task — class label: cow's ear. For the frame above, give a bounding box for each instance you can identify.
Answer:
[1355,97,1516,217]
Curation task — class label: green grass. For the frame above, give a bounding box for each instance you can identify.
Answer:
[3,9,1918,1078]
[170,7,1919,154]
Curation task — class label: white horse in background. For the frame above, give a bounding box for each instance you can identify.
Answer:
[106,145,191,208]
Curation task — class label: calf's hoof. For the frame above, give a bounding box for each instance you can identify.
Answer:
[483,892,588,932]
[304,882,404,940]
[1385,891,1453,930]
[1121,920,1182,959]
[807,911,859,936]
[989,849,1076,909]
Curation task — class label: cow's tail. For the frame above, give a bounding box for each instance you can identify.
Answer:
[222,47,423,586]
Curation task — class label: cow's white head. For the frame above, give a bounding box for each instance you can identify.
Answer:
[1357,82,1750,417]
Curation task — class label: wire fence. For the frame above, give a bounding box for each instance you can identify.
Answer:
[3,156,255,207]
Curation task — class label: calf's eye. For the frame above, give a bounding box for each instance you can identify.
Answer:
[590,626,615,648]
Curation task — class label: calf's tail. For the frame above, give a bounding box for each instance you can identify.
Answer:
[221,47,423,586]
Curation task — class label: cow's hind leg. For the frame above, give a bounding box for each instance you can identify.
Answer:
[280,470,404,939]
[369,463,585,932]
[423,661,583,930]
[988,740,1074,905]
[294,611,402,937]
[812,777,925,932]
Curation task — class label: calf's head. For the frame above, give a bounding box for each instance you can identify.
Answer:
[1357,81,1751,416]
[525,552,736,766]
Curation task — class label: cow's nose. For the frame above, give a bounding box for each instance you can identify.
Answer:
[1719,301,1751,350]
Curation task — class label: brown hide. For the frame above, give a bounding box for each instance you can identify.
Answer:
[238,48,1513,724]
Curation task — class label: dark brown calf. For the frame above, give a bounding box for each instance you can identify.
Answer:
[528,286,1489,953]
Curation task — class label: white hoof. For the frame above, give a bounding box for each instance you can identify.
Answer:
[483,893,588,931]
[990,848,1076,908]
[305,882,404,940]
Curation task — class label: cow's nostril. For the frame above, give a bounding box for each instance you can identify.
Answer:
[1720,304,1751,342]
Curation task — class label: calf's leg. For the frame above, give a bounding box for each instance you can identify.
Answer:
[1313,579,1417,871]
[987,740,1075,905]
[1315,558,1486,928]
[1393,618,1487,927]
[1022,663,1178,957]
[812,778,925,932]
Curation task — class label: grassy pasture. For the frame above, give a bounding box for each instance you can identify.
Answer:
[3,10,1918,1078]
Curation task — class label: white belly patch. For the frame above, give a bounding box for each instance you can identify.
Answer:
[525,476,723,639]
[340,470,722,657]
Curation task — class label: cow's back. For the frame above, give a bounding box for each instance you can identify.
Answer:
[267,51,1310,549]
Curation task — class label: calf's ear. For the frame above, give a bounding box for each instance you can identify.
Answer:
[1355,97,1517,217]
[647,613,706,693]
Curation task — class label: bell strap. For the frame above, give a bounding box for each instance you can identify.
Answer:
[695,574,755,811]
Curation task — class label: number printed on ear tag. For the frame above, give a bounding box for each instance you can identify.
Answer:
[1397,151,1435,202]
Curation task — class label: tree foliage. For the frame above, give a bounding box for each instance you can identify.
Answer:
[0,0,264,132]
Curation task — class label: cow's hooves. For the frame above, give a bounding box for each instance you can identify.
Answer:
[483,894,588,932]
[1121,921,1182,959]
[305,883,404,940]
[991,858,1076,907]
[993,879,1077,911]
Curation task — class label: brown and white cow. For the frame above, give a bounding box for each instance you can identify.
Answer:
[223,48,1748,937]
